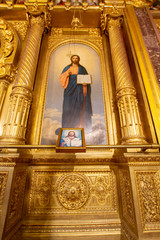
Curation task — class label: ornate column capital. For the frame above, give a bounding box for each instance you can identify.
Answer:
[107,16,123,31]
[100,7,123,34]
[25,3,51,31]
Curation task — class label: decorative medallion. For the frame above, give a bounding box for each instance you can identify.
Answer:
[57,174,89,210]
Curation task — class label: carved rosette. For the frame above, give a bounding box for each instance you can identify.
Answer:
[0,7,50,144]
[105,15,146,144]
[57,174,89,210]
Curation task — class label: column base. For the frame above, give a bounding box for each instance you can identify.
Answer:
[121,136,148,145]
[0,136,25,145]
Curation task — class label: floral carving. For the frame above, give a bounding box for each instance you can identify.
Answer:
[6,170,27,231]
[136,171,160,230]
[8,21,28,41]
[0,18,19,78]
[57,174,89,210]
[119,170,136,226]
[0,172,8,215]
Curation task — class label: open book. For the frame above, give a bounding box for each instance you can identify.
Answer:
[77,74,92,84]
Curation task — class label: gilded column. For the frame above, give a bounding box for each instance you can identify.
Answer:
[0,80,9,113]
[0,8,49,144]
[107,15,147,144]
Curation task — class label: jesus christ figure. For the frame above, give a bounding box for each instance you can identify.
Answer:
[59,55,92,132]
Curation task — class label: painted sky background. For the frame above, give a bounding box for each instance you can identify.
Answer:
[41,43,107,145]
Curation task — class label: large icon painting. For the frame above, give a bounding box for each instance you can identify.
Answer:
[41,43,107,145]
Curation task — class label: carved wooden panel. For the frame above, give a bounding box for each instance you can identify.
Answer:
[27,168,118,216]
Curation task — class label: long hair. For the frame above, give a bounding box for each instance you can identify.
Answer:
[70,55,80,65]
[66,131,77,138]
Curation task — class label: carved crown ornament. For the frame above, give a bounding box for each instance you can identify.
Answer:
[0,18,20,80]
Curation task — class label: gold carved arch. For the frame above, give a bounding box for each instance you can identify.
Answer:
[0,18,21,78]
[29,32,115,145]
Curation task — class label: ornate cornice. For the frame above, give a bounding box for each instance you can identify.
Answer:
[126,0,153,7]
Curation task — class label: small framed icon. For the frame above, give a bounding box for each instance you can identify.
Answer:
[56,128,86,152]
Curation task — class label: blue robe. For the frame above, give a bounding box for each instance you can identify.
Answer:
[61,65,92,131]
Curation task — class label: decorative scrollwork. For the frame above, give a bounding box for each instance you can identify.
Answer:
[0,18,19,78]
[36,176,52,207]
[91,176,111,204]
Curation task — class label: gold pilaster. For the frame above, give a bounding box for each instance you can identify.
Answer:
[0,10,47,144]
[106,15,147,144]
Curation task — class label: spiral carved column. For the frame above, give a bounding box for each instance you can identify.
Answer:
[0,16,45,144]
[107,16,147,144]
